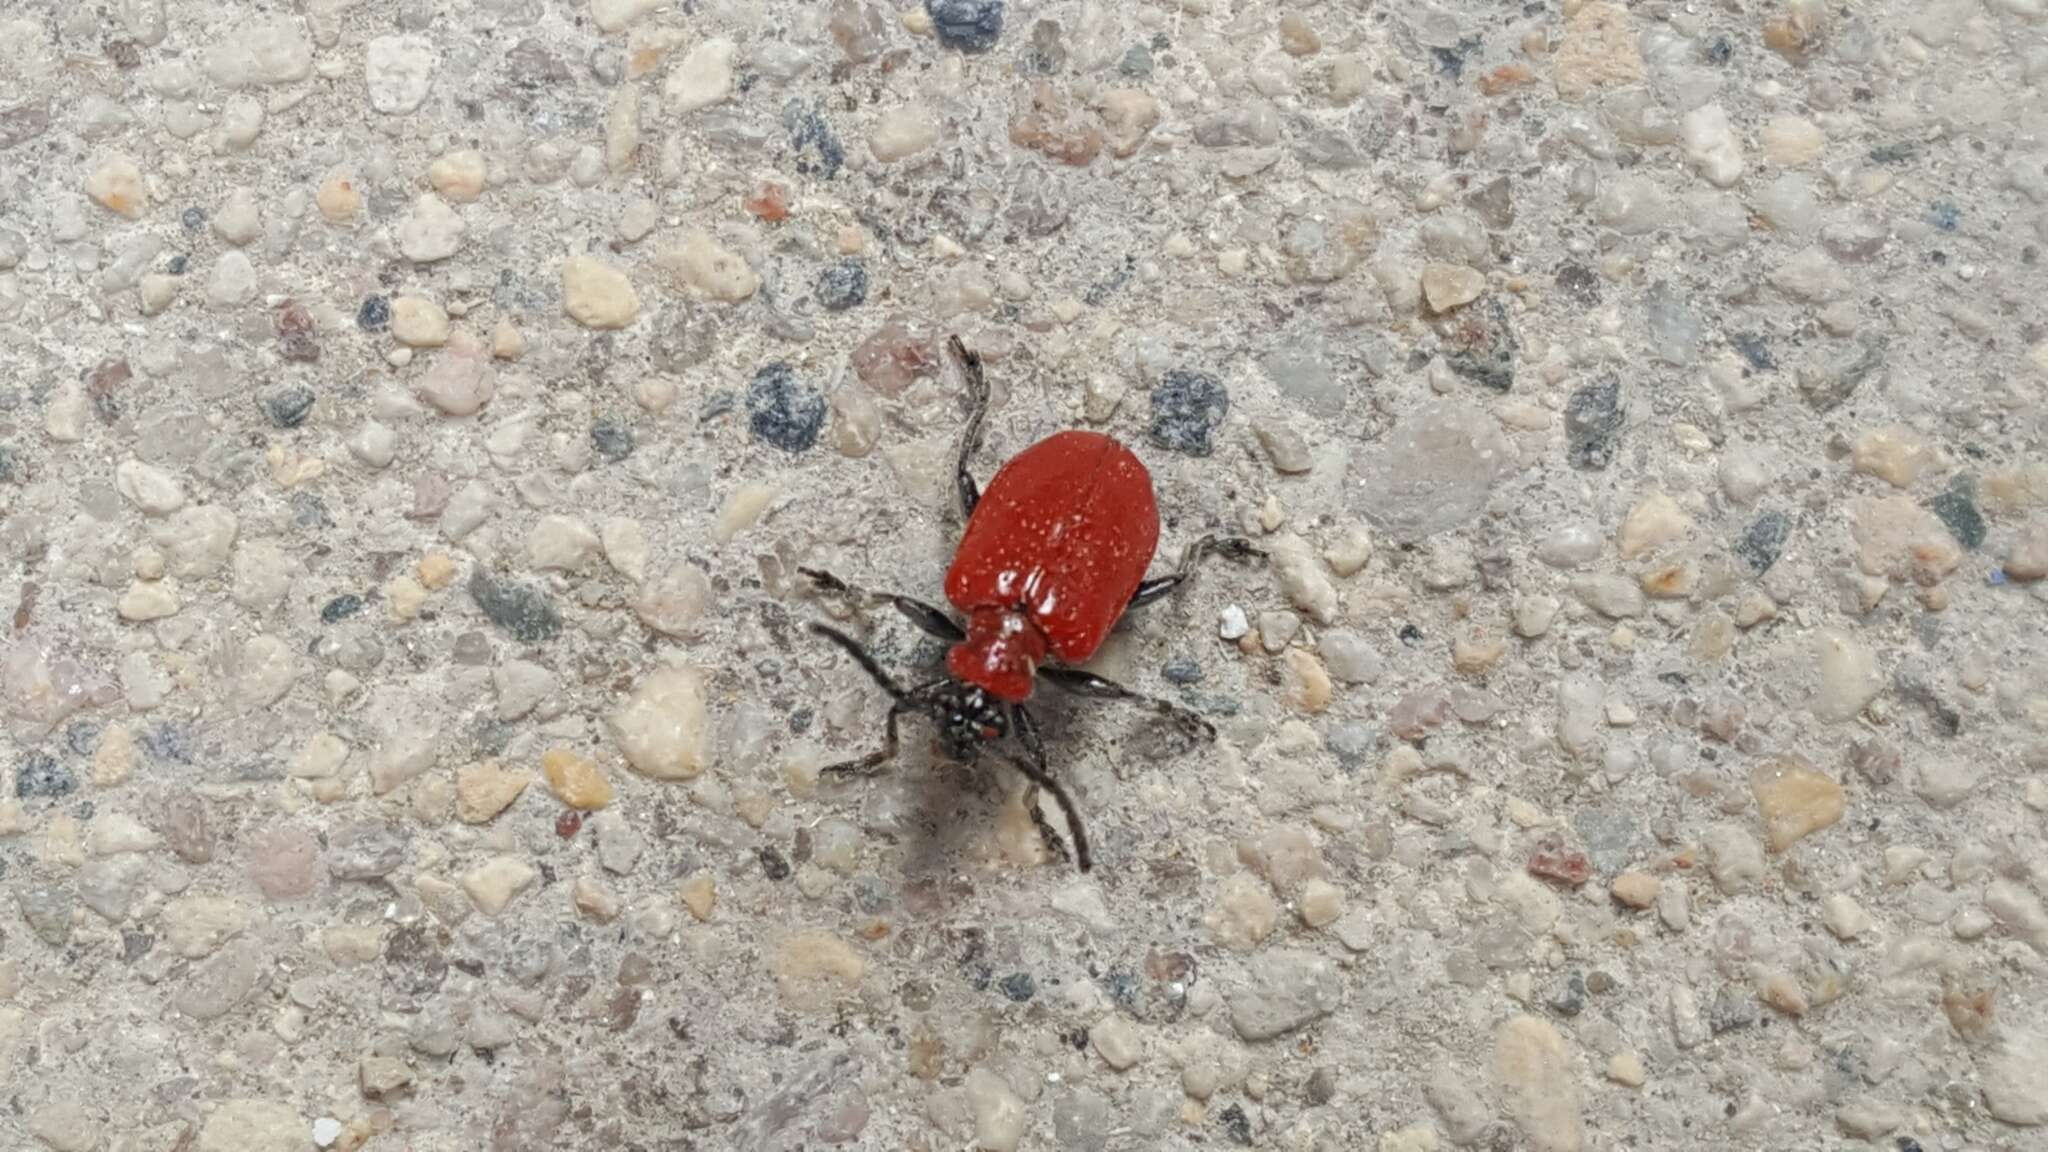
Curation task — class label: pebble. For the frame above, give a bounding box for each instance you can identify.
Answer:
[1421,263,1485,312]
[1611,871,1659,908]
[1254,423,1313,474]
[462,855,537,915]
[816,260,868,311]
[1750,756,1845,851]
[468,569,560,642]
[1268,535,1337,623]
[542,747,614,810]
[1564,378,1623,470]
[427,149,486,202]
[1762,115,1825,165]
[86,154,146,217]
[1808,626,1883,722]
[1982,1044,2048,1127]
[748,362,827,452]
[1494,1015,1583,1152]
[115,459,185,516]
[608,666,710,780]
[212,188,260,246]
[1207,874,1278,950]
[1681,105,1745,188]
[397,194,465,263]
[2007,521,2048,580]
[1570,573,1644,619]
[663,229,759,300]
[1704,824,1765,893]
[562,255,640,329]
[528,514,600,571]
[207,251,257,307]
[1553,2,1642,98]
[204,16,312,86]
[773,931,864,1009]
[1823,893,1872,940]
[391,296,449,346]
[679,872,716,920]
[317,171,362,222]
[1319,631,1381,684]
[1149,369,1230,456]
[366,35,437,114]
[871,102,939,162]
[416,338,496,416]
[1090,1017,1142,1070]
[1616,492,1691,558]
[1229,950,1341,1040]
[667,37,736,113]
[927,0,1005,53]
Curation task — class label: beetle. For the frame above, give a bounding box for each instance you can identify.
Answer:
[803,336,1261,871]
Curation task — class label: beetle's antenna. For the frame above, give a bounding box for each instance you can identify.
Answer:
[808,623,912,703]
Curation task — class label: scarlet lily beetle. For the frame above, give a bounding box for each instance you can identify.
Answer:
[805,336,1261,871]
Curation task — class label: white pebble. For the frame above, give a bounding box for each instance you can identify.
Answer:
[1681,104,1745,188]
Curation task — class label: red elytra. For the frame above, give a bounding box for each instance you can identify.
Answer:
[941,430,1160,702]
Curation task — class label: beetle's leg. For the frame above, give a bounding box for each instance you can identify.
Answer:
[799,567,965,643]
[949,335,990,521]
[819,702,906,778]
[810,623,925,776]
[1005,706,1091,872]
[1126,535,1267,612]
[1037,665,1216,745]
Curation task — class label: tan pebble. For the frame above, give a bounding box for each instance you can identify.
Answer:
[1451,633,1504,676]
[427,149,487,202]
[773,931,865,1010]
[1298,877,1344,927]
[1606,1051,1646,1088]
[1494,1015,1585,1152]
[86,154,146,218]
[1616,491,1692,558]
[1761,115,1825,165]
[1750,755,1845,851]
[733,789,773,829]
[1421,263,1485,312]
[1552,2,1644,98]
[658,229,758,301]
[1852,425,1939,489]
[1096,88,1161,158]
[574,874,621,922]
[1733,591,1777,628]
[1611,870,1660,909]
[316,169,362,222]
[715,482,776,543]
[1690,610,1735,661]
[1278,12,1321,56]
[1090,1016,1143,1070]
[390,296,450,347]
[462,855,537,915]
[1285,648,1333,712]
[542,747,614,810]
[91,724,136,787]
[454,760,528,824]
[1823,893,1871,939]
[386,575,428,620]
[2005,520,2048,581]
[417,551,457,590]
[561,254,640,330]
[679,872,715,921]
[492,318,526,360]
[1206,873,1278,949]
[870,102,939,162]
[1759,971,1808,1017]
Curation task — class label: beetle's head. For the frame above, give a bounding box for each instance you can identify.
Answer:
[924,680,1008,760]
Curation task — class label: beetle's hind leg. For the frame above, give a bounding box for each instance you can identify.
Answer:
[948,335,991,520]
[1126,534,1266,612]
[799,567,964,643]
[1037,665,1217,747]
[819,702,907,778]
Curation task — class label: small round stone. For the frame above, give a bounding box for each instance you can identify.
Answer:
[816,260,869,311]
[747,362,827,453]
[356,295,391,331]
[925,0,1004,53]
[1149,368,1229,456]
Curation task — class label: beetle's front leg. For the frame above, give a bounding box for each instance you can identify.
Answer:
[948,335,991,521]
[800,567,965,643]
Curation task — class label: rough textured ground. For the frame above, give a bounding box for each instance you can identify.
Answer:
[4,0,2048,1149]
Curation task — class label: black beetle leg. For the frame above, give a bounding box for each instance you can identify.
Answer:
[1126,534,1267,613]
